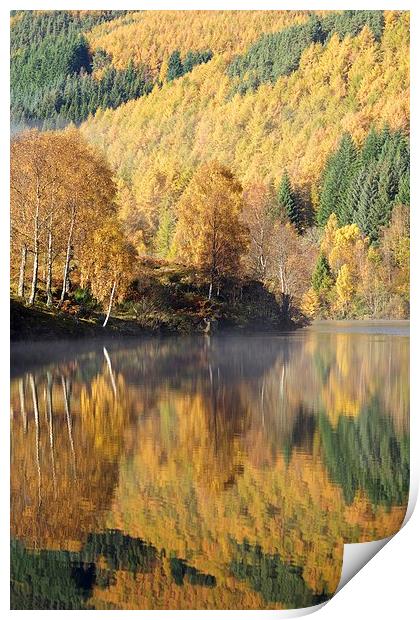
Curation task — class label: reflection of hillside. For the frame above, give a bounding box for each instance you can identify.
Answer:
[10,329,409,609]
[106,421,406,600]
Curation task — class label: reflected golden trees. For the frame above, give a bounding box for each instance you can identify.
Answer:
[11,330,409,608]
[10,352,139,550]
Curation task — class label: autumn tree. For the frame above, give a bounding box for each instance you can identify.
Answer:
[380,204,409,314]
[175,162,248,299]
[57,129,117,303]
[10,136,34,298]
[10,129,119,307]
[88,220,137,326]
[11,131,59,305]
[242,182,278,281]
[267,223,316,317]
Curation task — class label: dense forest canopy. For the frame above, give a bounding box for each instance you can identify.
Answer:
[10,10,152,128]
[227,11,385,95]
[10,10,409,323]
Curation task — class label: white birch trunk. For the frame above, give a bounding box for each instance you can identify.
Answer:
[28,181,40,305]
[103,280,116,327]
[46,221,53,307]
[60,203,76,304]
[18,244,27,298]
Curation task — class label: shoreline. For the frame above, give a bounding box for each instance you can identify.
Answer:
[10,298,297,343]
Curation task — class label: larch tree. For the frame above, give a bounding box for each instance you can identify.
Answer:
[175,161,248,299]
[154,206,176,259]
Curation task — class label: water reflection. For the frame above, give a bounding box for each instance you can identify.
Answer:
[10,324,409,609]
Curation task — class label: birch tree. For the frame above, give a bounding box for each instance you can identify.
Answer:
[242,182,279,281]
[11,129,117,306]
[88,220,136,327]
[175,161,248,299]
[11,131,56,304]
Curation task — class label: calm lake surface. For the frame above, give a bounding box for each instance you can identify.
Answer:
[10,322,409,610]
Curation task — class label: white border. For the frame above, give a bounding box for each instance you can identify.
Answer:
[1,2,418,617]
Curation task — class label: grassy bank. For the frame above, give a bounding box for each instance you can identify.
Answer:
[11,262,296,341]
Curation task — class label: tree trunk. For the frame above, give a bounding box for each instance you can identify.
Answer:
[46,223,53,307]
[29,242,39,305]
[208,281,213,300]
[30,373,41,506]
[62,376,76,477]
[19,377,27,432]
[103,346,117,396]
[18,244,27,298]
[28,212,40,306]
[103,280,116,327]
[60,203,76,304]
[46,372,56,490]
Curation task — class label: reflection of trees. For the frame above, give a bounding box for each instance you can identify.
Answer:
[10,354,138,549]
[11,531,218,610]
[11,538,95,610]
[10,329,409,609]
[230,541,328,608]
[304,331,409,432]
[319,403,409,507]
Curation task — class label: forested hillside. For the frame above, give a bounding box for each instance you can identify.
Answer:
[10,10,410,325]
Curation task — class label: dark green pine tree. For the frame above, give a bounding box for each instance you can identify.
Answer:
[317,133,358,227]
[358,126,386,167]
[277,171,301,231]
[312,253,334,293]
[166,50,184,81]
[347,127,409,240]
[396,171,410,205]
[354,165,379,238]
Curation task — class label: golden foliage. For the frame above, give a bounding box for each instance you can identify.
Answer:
[87,10,311,73]
[174,161,248,283]
[313,209,409,318]
[81,11,409,246]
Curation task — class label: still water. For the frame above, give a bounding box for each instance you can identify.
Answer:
[10,322,409,610]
